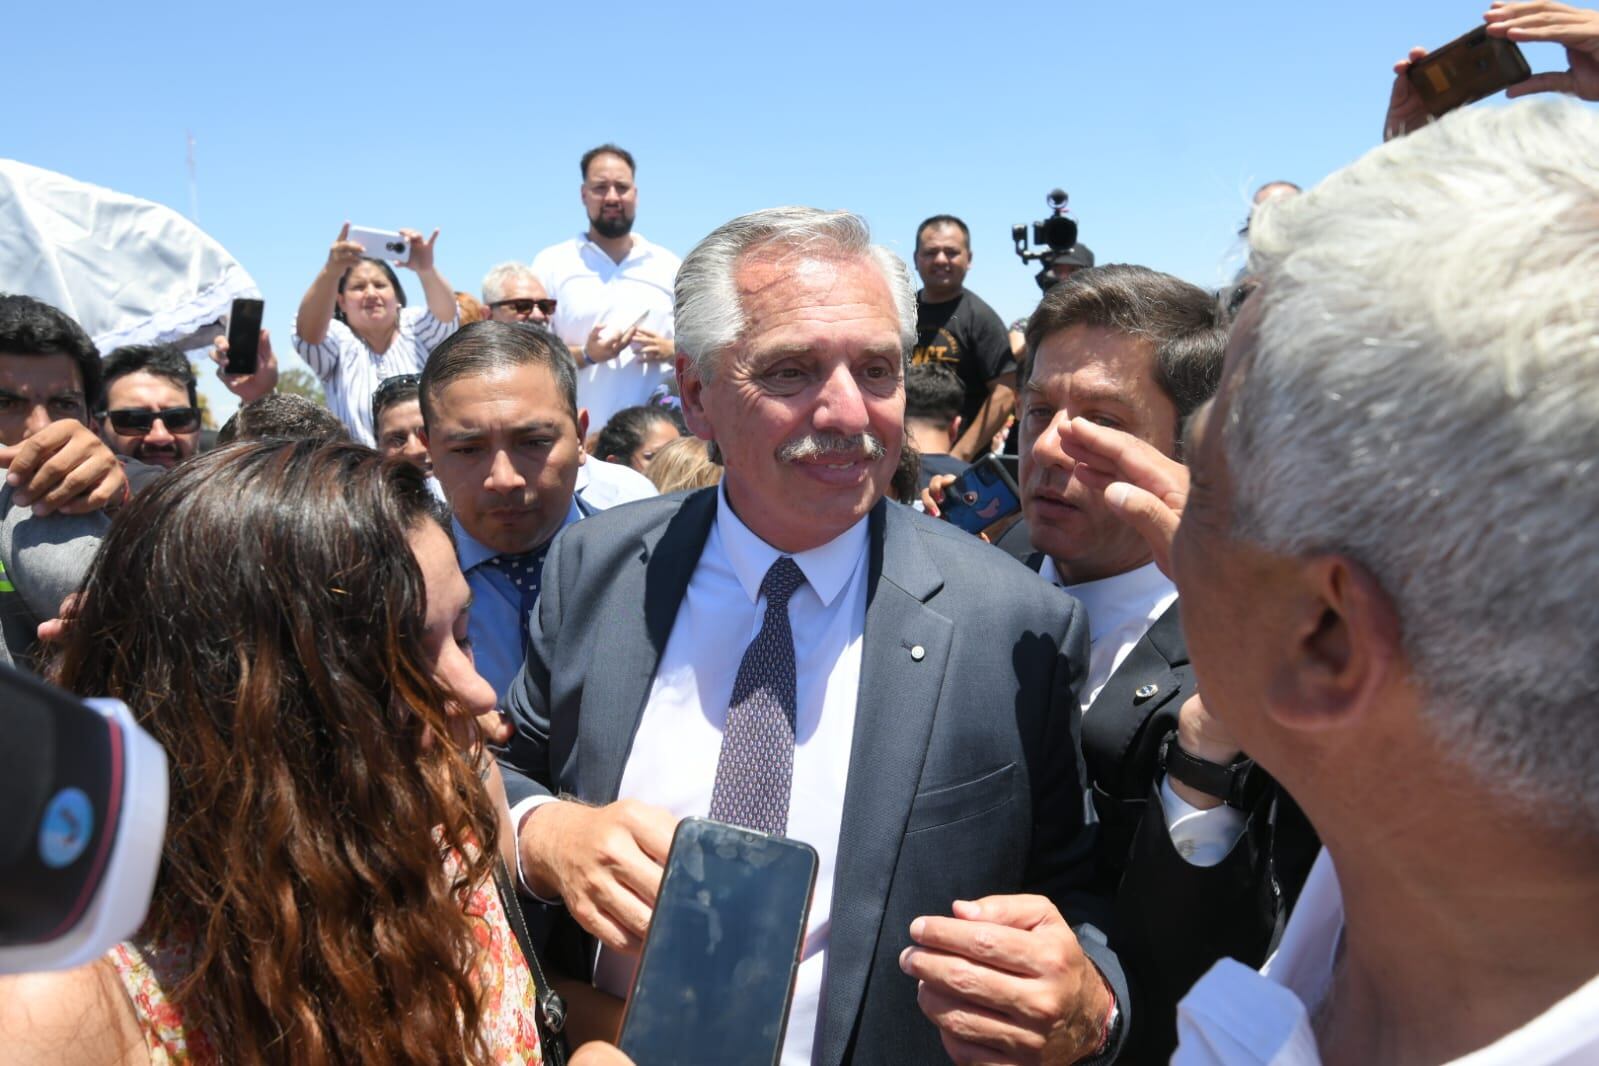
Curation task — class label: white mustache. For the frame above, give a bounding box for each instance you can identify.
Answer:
[777,432,887,463]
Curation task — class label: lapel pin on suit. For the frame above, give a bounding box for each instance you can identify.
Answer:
[1134,683,1160,702]
[909,644,926,662]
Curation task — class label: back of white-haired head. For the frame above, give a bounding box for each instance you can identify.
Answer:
[1236,97,1599,831]
[674,206,917,379]
[481,262,541,305]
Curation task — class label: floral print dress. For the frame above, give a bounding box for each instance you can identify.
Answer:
[107,857,543,1064]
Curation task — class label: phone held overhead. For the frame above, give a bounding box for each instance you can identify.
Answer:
[345,225,411,263]
[1408,26,1532,118]
[225,297,265,375]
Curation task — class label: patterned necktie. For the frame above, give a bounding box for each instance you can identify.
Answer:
[488,543,550,647]
[708,556,807,836]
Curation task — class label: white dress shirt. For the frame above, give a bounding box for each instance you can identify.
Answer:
[1174,848,1599,1065]
[531,233,682,434]
[574,454,657,510]
[1038,556,1244,866]
[1038,558,1179,716]
[573,485,868,1066]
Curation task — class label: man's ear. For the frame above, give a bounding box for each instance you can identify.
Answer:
[575,407,590,449]
[1265,554,1404,735]
[948,415,963,448]
[677,355,715,442]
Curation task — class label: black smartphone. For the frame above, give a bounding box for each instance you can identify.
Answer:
[618,818,818,1066]
[1407,26,1531,119]
[224,298,264,375]
[940,454,1023,535]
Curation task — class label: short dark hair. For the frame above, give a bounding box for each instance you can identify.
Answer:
[581,144,636,180]
[915,215,970,252]
[1021,265,1225,447]
[101,343,199,410]
[371,373,421,433]
[216,394,349,446]
[333,258,408,325]
[905,363,965,427]
[0,293,102,411]
[419,321,578,430]
[594,405,684,464]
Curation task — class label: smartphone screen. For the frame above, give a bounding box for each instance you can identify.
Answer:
[618,818,818,1066]
[225,299,264,375]
[940,454,1023,535]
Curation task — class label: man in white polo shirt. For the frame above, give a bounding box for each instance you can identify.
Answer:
[532,144,682,435]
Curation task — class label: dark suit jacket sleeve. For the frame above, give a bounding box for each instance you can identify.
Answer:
[1024,597,1131,1060]
[1111,777,1300,1063]
[495,531,566,810]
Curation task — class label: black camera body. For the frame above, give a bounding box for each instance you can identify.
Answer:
[1012,189,1094,292]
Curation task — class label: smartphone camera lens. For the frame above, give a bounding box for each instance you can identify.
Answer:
[387,241,404,253]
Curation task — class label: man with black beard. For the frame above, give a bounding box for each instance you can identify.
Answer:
[532,144,683,433]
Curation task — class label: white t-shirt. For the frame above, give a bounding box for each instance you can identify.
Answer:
[292,306,457,446]
[531,233,681,434]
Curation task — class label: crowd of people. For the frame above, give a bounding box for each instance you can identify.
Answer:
[2,5,1599,1063]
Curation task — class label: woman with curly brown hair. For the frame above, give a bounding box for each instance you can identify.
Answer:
[0,441,543,1064]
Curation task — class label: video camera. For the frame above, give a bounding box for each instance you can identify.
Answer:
[0,663,167,974]
[1012,189,1096,293]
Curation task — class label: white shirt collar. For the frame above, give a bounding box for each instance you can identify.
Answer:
[578,230,658,266]
[714,483,868,608]
[1176,848,1599,1065]
[1040,558,1176,643]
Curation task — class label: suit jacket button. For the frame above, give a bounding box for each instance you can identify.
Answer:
[910,645,926,661]
[1134,683,1159,701]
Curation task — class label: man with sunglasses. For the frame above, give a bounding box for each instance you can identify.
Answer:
[97,344,202,470]
[482,263,557,327]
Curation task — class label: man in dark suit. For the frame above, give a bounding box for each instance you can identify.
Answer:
[499,207,1127,1065]
[1003,266,1316,1061]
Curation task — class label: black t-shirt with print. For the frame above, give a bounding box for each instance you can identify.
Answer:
[912,289,1016,429]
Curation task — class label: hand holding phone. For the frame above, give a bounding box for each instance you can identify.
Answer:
[1405,26,1531,119]
[346,224,411,263]
[618,818,818,1066]
[223,298,264,375]
[938,455,1023,536]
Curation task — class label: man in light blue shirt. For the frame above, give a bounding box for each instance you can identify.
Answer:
[421,321,651,701]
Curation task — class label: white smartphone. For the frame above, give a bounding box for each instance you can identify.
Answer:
[347,225,410,262]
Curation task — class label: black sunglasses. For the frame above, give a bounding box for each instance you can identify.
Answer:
[489,298,557,316]
[103,406,201,434]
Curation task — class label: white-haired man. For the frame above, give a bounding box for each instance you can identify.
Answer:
[501,207,1128,1065]
[482,262,555,326]
[1068,98,1599,1065]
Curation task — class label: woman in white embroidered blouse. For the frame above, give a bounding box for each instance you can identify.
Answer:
[293,222,459,445]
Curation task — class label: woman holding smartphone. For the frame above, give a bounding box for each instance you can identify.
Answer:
[293,223,459,446]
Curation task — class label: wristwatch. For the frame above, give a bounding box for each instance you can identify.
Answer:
[1159,732,1261,810]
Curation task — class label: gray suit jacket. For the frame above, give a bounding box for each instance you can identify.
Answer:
[500,488,1126,1064]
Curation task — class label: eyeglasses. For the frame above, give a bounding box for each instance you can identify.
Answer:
[103,406,201,434]
[489,298,558,317]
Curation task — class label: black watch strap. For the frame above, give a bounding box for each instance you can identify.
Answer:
[1160,733,1258,810]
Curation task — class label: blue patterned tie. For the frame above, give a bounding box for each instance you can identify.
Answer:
[488,544,550,647]
[708,557,807,836]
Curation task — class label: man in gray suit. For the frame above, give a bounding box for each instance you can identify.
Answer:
[500,207,1127,1064]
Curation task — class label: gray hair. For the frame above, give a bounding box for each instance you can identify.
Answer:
[674,206,917,379]
[1234,98,1599,830]
[481,261,542,305]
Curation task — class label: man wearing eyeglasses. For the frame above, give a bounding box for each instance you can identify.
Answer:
[97,344,203,469]
[482,263,557,327]
[531,143,682,435]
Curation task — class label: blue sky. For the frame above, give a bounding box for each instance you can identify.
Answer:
[8,1,1565,418]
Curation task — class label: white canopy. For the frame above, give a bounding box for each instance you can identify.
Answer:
[0,159,258,352]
